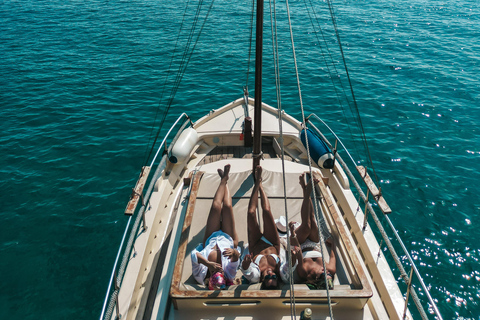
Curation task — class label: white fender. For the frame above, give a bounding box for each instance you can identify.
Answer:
[169,128,198,164]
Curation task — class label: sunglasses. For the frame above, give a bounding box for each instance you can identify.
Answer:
[264,274,277,280]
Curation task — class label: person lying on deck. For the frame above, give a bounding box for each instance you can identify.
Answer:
[191,164,240,290]
[288,173,336,289]
[240,165,290,289]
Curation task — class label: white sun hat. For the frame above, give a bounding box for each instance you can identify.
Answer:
[275,216,287,233]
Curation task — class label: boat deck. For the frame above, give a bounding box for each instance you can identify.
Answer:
[169,160,373,318]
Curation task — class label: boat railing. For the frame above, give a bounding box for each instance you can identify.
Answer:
[99,113,192,320]
[306,113,442,320]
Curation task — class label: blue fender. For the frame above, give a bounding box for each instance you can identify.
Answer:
[300,128,334,169]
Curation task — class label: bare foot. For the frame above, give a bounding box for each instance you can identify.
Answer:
[223,164,231,179]
[299,173,307,190]
[218,164,231,181]
[301,174,319,197]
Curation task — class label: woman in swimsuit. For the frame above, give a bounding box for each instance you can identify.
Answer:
[191,164,240,289]
[289,173,336,289]
[241,165,282,289]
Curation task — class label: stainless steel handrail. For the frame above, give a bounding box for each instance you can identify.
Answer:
[99,113,191,320]
[150,113,190,167]
[306,113,443,320]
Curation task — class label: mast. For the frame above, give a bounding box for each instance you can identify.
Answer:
[253,0,264,171]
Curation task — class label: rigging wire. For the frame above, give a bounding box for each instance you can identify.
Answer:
[143,0,192,167]
[143,0,215,167]
[302,0,362,161]
[324,0,381,186]
[284,0,334,318]
[268,0,296,318]
[245,0,256,89]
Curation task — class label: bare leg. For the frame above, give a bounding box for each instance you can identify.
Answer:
[219,165,238,247]
[247,166,263,251]
[259,180,280,252]
[295,173,314,244]
[203,164,230,245]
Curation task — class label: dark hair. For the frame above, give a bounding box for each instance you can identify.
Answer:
[261,277,279,290]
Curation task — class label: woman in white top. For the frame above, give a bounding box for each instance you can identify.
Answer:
[191,164,240,289]
[241,166,282,289]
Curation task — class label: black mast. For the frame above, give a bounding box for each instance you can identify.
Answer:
[253,0,264,171]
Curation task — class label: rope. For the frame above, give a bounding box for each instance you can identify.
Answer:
[245,0,256,89]
[268,0,296,317]
[143,0,191,166]
[324,0,380,186]
[101,216,131,320]
[144,0,215,167]
[331,151,430,320]
[302,0,362,160]
[284,0,334,318]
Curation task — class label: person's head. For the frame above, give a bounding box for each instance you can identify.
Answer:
[208,272,226,290]
[305,272,333,290]
[306,272,319,283]
[261,268,278,290]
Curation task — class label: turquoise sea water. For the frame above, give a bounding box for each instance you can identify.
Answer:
[1,0,479,319]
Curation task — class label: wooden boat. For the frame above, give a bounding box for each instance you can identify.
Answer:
[100,1,442,319]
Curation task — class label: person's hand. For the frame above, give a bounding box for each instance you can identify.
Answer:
[223,248,240,261]
[242,254,252,269]
[326,237,335,247]
[290,245,302,266]
[289,221,297,237]
[208,261,223,274]
[291,245,301,257]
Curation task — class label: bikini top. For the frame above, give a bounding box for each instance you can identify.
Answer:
[254,253,280,265]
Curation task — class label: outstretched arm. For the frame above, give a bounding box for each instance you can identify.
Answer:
[289,221,307,280]
[247,166,263,251]
[240,254,261,283]
[326,238,336,276]
[195,252,223,274]
[223,248,240,262]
